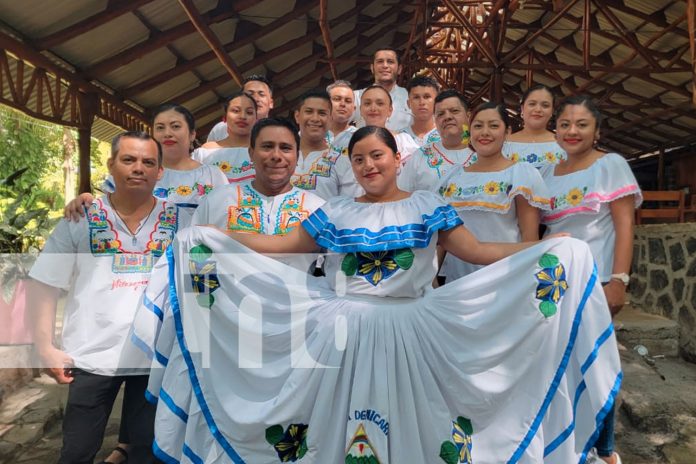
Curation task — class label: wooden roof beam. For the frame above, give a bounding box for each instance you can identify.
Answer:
[441,0,498,65]
[592,0,660,70]
[501,0,581,65]
[35,0,156,50]
[319,0,338,81]
[689,0,696,104]
[83,1,260,78]
[178,0,244,87]
[122,0,318,98]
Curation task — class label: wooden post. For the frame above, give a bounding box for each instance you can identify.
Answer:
[77,92,98,194]
[689,0,696,104]
[657,147,665,190]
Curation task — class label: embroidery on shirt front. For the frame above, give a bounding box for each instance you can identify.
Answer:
[291,150,340,190]
[86,201,122,255]
[146,203,178,257]
[274,192,311,235]
[227,185,264,233]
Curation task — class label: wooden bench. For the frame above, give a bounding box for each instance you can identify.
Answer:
[635,190,685,224]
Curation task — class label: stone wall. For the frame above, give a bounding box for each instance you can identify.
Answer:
[630,223,696,361]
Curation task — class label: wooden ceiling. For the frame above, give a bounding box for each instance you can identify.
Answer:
[0,0,694,158]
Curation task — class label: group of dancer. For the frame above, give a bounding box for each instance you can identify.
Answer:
[28,46,642,463]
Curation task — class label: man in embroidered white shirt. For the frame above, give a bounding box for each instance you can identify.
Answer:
[353,47,413,131]
[28,132,176,464]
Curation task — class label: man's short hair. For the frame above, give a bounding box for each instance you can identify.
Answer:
[407,76,440,94]
[372,47,400,64]
[111,131,162,165]
[243,74,273,94]
[434,89,469,111]
[250,118,300,151]
[295,89,332,111]
[326,80,353,93]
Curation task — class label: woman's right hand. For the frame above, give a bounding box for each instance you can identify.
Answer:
[63,193,94,221]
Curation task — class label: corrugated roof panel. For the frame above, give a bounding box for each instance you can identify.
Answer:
[240,0,297,26]
[255,18,307,50]
[209,18,238,45]
[266,42,314,72]
[0,0,107,38]
[170,32,216,61]
[138,0,218,32]
[101,48,177,90]
[137,74,204,107]
[52,14,149,68]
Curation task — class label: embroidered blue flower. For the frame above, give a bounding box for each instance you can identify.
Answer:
[188,244,220,308]
[266,423,308,462]
[153,187,168,199]
[534,253,568,317]
[341,249,414,286]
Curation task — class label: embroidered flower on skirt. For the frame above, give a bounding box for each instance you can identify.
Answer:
[188,244,220,308]
[534,253,569,318]
[440,416,473,464]
[265,423,309,462]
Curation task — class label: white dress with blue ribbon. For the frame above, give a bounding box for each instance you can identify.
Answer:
[133,191,621,464]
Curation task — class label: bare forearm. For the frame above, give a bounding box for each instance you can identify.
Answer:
[464,240,536,265]
[26,279,59,353]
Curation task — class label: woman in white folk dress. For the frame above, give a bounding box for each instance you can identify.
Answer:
[192,92,258,184]
[140,126,621,464]
[438,102,550,281]
[541,95,643,464]
[504,84,566,169]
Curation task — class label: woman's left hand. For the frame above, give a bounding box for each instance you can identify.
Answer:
[603,280,626,316]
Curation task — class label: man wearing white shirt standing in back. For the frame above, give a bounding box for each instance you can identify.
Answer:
[353,47,412,131]
[27,132,177,464]
[326,80,357,146]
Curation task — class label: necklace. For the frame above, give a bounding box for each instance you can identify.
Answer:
[109,194,157,246]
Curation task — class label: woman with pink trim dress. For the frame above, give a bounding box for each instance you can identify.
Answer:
[541,95,643,464]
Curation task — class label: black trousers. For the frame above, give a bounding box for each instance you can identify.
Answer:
[58,370,157,464]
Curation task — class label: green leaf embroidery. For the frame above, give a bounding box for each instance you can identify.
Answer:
[298,439,308,459]
[265,424,284,446]
[539,300,557,318]
[457,416,474,435]
[439,441,459,464]
[341,253,359,276]
[196,294,214,309]
[393,248,415,270]
[538,253,559,269]
[190,244,213,263]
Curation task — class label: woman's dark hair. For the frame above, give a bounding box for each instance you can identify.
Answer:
[520,84,555,108]
[250,117,300,152]
[361,85,393,106]
[470,101,510,129]
[347,126,398,158]
[434,89,469,111]
[223,91,258,114]
[152,103,195,132]
[555,94,603,128]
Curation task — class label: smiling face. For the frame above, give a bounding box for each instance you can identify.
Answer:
[243,80,273,119]
[521,88,554,130]
[249,125,298,192]
[108,137,163,195]
[225,95,257,137]
[329,85,356,126]
[360,87,393,127]
[555,104,600,157]
[294,97,331,144]
[371,50,401,87]
[470,108,508,158]
[350,133,401,197]
[434,97,469,140]
[152,109,195,157]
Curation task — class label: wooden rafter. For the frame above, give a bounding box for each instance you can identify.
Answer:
[319,0,338,81]
[689,0,696,104]
[122,0,318,98]
[178,0,244,87]
[440,0,498,65]
[500,0,581,65]
[35,0,156,49]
